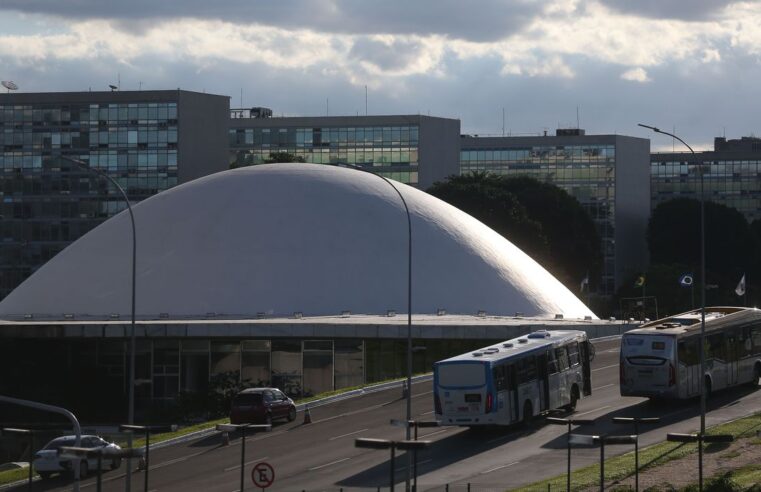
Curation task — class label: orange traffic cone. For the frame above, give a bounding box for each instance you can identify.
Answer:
[303,404,312,424]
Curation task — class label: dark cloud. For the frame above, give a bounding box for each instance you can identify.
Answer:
[0,0,540,41]
[596,0,749,21]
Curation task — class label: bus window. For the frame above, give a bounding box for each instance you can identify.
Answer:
[752,326,761,353]
[493,365,508,391]
[678,339,699,365]
[516,356,537,385]
[438,363,485,388]
[555,347,570,372]
[547,350,559,374]
[706,333,725,360]
[568,342,580,366]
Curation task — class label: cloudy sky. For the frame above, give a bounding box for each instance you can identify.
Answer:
[1,0,760,149]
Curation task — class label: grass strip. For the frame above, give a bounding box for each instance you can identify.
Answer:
[0,467,31,486]
[514,411,761,492]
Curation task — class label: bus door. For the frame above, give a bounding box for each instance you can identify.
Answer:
[580,341,592,395]
[507,364,518,423]
[706,333,727,390]
[546,349,561,409]
[726,330,740,386]
[536,352,549,411]
[677,338,700,397]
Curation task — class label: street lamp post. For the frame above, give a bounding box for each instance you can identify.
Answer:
[61,155,137,491]
[546,417,594,492]
[637,124,707,442]
[331,162,414,487]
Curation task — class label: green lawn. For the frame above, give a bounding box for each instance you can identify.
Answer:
[515,412,761,491]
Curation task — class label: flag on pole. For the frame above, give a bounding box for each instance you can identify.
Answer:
[634,274,645,288]
[735,274,746,296]
[679,273,693,287]
[580,275,589,293]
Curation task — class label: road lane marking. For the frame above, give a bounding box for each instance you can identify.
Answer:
[575,405,612,417]
[419,410,434,415]
[309,457,351,470]
[594,383,615,390]
[223,456,269,472]
[592,363,619,372]
[329,428,369,441]
[481,461,520,474]
[420,428,450,439]
[412,390,433,399]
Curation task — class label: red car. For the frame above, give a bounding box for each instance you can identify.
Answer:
[230,388,297,425]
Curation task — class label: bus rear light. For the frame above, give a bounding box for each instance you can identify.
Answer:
[669,363,676,387]
[434,393,442,415]
[485,392,494,413]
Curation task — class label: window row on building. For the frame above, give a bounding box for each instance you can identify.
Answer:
[229,126,419,148]
[0,102,178,125]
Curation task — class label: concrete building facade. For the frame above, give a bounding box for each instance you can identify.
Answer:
[228,111,460,189]
[651,136,761,221]
[460,130,651,296]
[0,90,230,299]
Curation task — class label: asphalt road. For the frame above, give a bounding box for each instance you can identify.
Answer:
[18,337,761,491]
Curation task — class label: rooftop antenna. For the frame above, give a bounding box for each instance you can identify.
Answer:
[502,107,505,136]
[240,88,243,108]
[138,81,142,90]
[1,81,18,93]
[365,85,368,116]
[118,72,120,91]
[576,105,580,129]
[326,98,329,116]
[108,84,118,92]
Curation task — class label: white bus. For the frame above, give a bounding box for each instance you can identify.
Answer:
[620,306,761,399]
[433,330,593,427]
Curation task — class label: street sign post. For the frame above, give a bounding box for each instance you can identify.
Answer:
[251,462,275,490]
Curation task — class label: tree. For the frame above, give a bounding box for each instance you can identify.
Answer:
[648,198,756,277]
[428,172,601,291]
[264,152,305,163]
[642,198,759,312]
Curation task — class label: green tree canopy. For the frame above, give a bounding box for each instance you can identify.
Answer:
[648,198,756,275]
[427,172,601,291]
[264,152,305,163]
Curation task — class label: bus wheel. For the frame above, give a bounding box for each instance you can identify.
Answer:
[522,400,533,425]
[565,385,579,412]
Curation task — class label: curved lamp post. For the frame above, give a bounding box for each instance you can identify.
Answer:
[61,155,137,491]
[637,125,707,487]
[329,162,413,487]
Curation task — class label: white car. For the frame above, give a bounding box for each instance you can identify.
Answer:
[34,435,122,479]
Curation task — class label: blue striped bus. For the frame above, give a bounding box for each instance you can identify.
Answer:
[434,330,593,427]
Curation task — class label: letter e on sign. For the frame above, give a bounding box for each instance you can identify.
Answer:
[251,462,275,489]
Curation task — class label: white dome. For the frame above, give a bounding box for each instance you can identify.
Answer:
[0,163,595,319]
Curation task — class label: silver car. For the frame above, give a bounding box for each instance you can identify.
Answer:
[34,435,122,479]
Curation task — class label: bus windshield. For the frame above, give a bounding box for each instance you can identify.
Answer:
[438,362,486,388]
